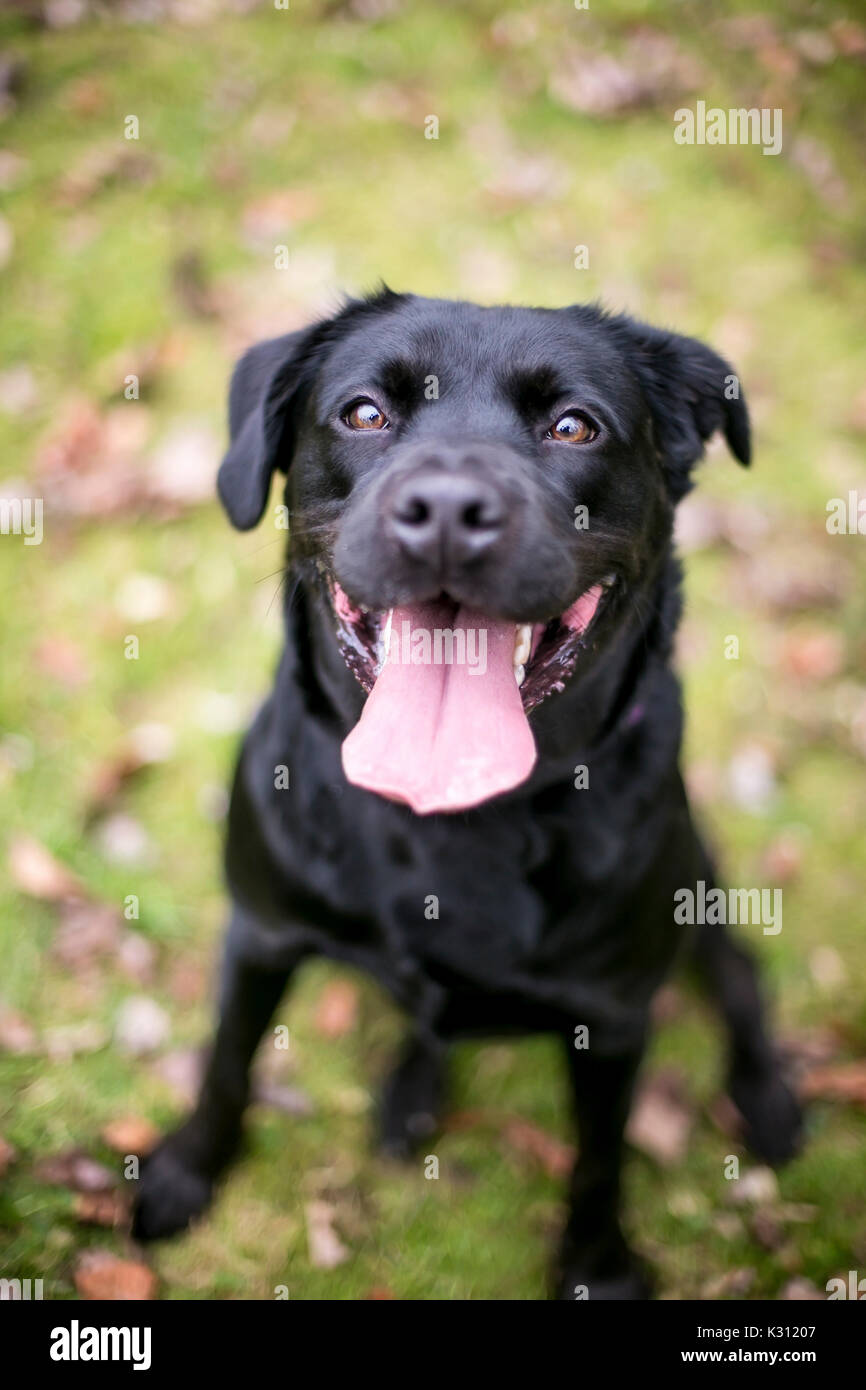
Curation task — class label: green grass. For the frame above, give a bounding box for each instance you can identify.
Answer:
[1,0,865,1299]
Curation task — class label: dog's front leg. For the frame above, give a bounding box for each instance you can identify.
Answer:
[379,1031,449,1160]
[554,1037,651,1301]
[132,931,302,1241]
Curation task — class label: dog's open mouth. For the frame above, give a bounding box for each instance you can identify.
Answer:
[330,578,613,814]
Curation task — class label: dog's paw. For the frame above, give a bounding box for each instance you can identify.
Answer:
[379,1110,438,1163]
[131,1140,214,1242]
[555,1262,653,1301]
[379,1039,446,1162]
[729,1065,804,1166]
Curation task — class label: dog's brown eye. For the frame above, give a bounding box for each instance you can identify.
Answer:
[345,400,388,430]
[549,412,596,443]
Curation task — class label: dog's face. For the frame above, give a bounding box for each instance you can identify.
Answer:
[218,291,749,814]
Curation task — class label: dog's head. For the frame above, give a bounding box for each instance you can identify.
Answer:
[218,290,748,814]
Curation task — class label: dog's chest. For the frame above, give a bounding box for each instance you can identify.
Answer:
[353,797,640,987]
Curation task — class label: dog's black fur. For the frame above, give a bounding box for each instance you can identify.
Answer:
[132,291,802,1298]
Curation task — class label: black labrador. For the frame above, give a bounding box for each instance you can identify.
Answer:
[132,290,802,1298]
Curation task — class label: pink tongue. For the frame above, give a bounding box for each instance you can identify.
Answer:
[341,601,537,815]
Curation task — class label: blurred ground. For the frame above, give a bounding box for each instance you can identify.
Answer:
[0,0,865,1300]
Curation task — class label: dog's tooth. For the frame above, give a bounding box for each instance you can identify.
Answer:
[513,624,532,667]
[380,609,393,665]
[600,573,616,588]
[513,663,525,687]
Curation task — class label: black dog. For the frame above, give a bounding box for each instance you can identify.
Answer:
[132,290,802,1298]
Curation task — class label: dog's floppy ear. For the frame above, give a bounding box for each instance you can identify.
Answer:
[218,288,406,529]
[613,316,750,501]
[217,325,321,530]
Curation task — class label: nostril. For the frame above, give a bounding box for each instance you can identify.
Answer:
[461,498,502,530]
[395,495,431,527]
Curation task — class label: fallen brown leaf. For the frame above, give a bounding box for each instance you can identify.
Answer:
[444,1108,493,1134]
[549,29,702,117]
[780,1277,824,1301]
[0,213,12,270]
[147,421,219,506]
[8,835,83,901]
[56,145,157,208]
[626,1068,693,1166]
[0,1006,38,1054]
[0,55,26,115]
[780,1027,843,1069]
[63,75,107,118]
[727,1166,779,1206]
[101,1116,160,1156]
[33,398,141,518]
[443,1107,574,1178]
[712,1212,744,1241]
[483,153,568,211]
[501,1117,574,1179]
[85,748,152,821]
[150,1047,203,1103]
[34,1149,116,1193]
[809,946,846,991]
[52,899,121,972]
[727,742,777,814]
[305,1200,349,1269]
[240,190,318,250]
[790,135,849,213]
[32,393,217,521]
[707,1092,745,1141]
[93,333,186,403]
[357,81,423,125]
[779,628,845,682]
[314,979,359,1038]
[96,813,154,867]
[831,19,866,58]
[799,1060,866,1108]
[730,544,848,615]
[0,359,37,409]
[253,1079,315,1117]
[74,1250,157,1301]
[116,932,158,986]
[115,995,170,1056]
[702,1267,755,1299]
[74,1189,129,1228]
[0,1135,16,1177]
[33,635,89,689]
[167,958,203,1003]
[760,831,805,884]
[171,250,221,319]
[751,1208,785,1251]
[650,983,684,1024]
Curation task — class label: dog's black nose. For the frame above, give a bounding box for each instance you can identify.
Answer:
[387,469,506,568]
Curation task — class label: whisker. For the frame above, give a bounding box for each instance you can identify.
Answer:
[266,570,293,620]
[246,536,287,555]
[624,585,653,657]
